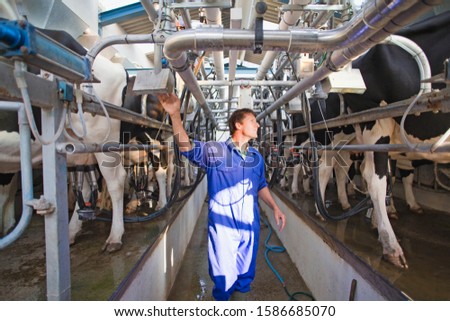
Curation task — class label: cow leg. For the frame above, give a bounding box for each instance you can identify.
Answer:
[0,173,18,236]
[334,152,352,211]
[402,173,423,214]
[68,177,91,245]
[302,173,311,195]
[95,153,126,253]
[280,171,288,190]
[362,150,408,269]
[166,152,174,200]
[386,160,399,219]
[182,157,191,186]
[386,174,399,219]
[155,166,167,210]
[346,162,357,199]
[314,155,334,221]
[291,163,301,197]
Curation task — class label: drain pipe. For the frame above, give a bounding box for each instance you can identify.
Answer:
[0,102,34,249]
[255,0,304,81]
[256,0,440,121]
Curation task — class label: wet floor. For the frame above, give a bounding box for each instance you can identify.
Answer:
[1,182,449,301]
[279,183,450,301]
[167,203,314,301]
[0,185,313,301]
[0,199,184,300]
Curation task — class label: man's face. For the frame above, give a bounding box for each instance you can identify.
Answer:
[237,113,260,139]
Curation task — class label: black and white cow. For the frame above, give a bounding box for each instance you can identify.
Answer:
[311,11,450,268]
[120,76,174,213]
[0,28,128,252]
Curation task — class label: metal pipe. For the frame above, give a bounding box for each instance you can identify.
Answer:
[164,1,427,62]
[289,88,450,135]
[86,33,164,62]
[256,0,440,121]
[235,0,257,63]
[273,53,299,79]
[292,143,450,153]
[81,91,172,132]
[0,103,35,249]
[140,0,159,23]
[309,0,340,29]
[154,44,163,74]
[180,9,192,29]
[255,0,305,80]
[207,98,238,103]
[228,7,242,114]
[197,80,298,87]
[56,142,164,154]
[205,8,226,100]
[228,8,242,82]
[163,50,217,128]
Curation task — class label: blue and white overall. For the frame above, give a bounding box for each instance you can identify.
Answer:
[181,137,268,300]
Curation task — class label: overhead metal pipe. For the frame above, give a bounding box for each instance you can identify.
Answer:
[86,33,164,62]
[197,80,298,87]
[164,0,440,126]
[228,7,243,113]
[309,0,341,29]
[255,0,305,81]
[140,0,159,23]
[256,0,442,121]
[180,9,192,29]
[205,8,226,100]
[164,1,428,60]
[235,0,257,63]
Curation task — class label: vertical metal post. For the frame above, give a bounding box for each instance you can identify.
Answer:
[41,99,71,300]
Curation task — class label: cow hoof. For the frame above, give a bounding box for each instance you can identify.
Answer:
[102,242,122,253]
[315,213,326,222]
[382,253,408,269]
[291,192,299,198]
[388,212,399,220]
[341,204,351,211]
[409,206,424,214]
[125,207,136,215]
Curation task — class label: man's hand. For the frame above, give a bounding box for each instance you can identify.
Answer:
[274,207,286,232]
[158,93,181,116]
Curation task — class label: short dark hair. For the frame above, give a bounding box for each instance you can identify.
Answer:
[228,108,257,135]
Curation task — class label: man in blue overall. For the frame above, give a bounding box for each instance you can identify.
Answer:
[159,93,286,301]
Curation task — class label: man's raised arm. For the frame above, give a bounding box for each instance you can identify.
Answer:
[158,93,193,153]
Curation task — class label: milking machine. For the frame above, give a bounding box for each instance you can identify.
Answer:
[68,165,99,221]
[302,92,373,221]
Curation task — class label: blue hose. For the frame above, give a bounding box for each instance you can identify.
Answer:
[262,216,315,301]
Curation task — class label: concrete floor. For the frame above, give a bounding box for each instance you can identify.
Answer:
[168,202,314,301]
[1,181,449,301]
